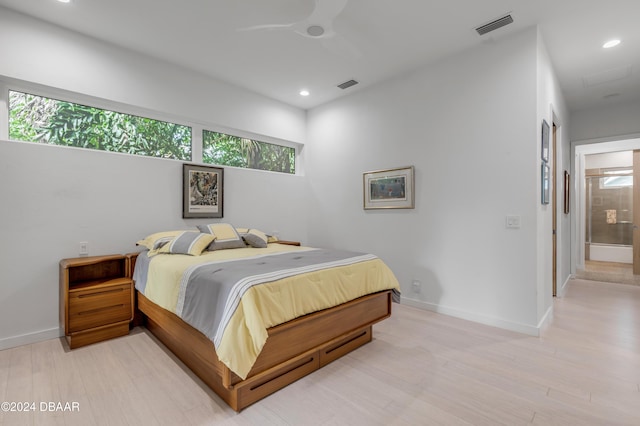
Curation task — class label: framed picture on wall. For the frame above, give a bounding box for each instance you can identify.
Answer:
[183,164,223,218]
[541,163,550,205]
[541,119,550,162]
[363,166,415,210]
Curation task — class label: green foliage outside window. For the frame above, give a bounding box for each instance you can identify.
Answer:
[8,90,296,172]
[9,91,191,160]
[203,130,295,174]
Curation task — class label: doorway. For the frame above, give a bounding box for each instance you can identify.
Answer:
[573,138,640,285]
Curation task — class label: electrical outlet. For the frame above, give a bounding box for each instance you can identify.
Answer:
[79,241,89,256]
[411,280,421,293]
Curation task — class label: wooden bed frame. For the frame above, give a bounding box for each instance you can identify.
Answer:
[126,252,393,411]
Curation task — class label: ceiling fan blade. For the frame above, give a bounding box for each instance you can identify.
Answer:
[238,23,294,32]
[307,0,348,26]
[321,33,361,60]
[238,0,353,48]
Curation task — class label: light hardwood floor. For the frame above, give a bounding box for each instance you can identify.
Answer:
[1,278,640,425]
[576,260,640,286]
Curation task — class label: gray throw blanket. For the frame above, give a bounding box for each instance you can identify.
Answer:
[174,249,378,348]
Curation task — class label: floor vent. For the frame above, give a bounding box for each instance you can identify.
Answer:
[476,14,514,35]
[337,79,358,90]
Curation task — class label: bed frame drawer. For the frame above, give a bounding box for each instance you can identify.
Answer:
[68,282,132,332]
[235,349,320,409]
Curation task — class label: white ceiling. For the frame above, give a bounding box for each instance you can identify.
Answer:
[1,0,639,112]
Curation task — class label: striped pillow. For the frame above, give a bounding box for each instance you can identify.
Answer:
[158,231,214,256]
[237,227,278,244]
[197,223,247,250]
[136,230,185,250]
[240,228,268,248]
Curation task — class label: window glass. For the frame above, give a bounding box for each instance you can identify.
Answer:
[600,169,633,188]
[9,90,191,160]
[601,176,633,188]
[203,130,295,174]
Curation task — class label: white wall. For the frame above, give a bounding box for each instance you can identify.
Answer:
[0,6,572,347]
[535,31,571,314]
[0,8,308,349]
[305,27,561,334]
[585,151,633,169]
[570,100,640,142]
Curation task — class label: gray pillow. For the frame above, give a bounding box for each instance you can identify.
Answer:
[241,229,268,248]
[197,223,247,251]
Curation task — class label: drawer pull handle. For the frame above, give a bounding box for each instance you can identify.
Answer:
[249,356,315,391]
[78,288,124,298]
[325,330,368,355]
[78,304,125,316]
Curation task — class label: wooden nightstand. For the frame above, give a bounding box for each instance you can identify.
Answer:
[60,255,134,349]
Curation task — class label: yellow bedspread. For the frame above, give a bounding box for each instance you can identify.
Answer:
[142,244,400,379]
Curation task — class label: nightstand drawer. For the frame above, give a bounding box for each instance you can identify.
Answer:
[68,282,132,332]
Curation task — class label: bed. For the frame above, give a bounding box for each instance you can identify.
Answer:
[127,230,400,411]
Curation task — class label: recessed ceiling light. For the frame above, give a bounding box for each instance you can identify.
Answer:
[57,0,71,3]
[299,90,310,97]
[603,39,621,49]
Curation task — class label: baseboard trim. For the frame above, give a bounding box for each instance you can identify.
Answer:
[401,298,540,336]
[0,327,61,351]
[557,274,572,297]
[537,305,554,331]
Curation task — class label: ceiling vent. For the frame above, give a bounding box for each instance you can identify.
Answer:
[337,79,359,90]
[476,14,514,35]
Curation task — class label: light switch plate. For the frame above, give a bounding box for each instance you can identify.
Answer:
[506,215,521,229]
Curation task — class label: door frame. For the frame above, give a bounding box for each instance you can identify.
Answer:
[571,136,640,275]
[552,123,557,296]
[633,151,640,275]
